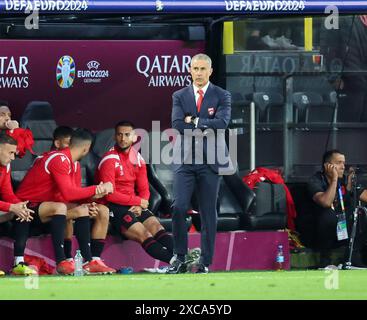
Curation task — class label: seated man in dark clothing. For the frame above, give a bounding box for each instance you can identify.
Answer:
[308,149,367,268]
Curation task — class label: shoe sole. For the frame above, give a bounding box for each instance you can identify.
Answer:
[143,268,169,274]
[56,271,74,276]
[343,266,367,270]
[166,267,187,274]
[83,270,115,275]
[11,272,37,276]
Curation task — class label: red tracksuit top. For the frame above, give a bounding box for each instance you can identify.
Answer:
[62,160,84,202]
[95,145,150,206]
[0,164,21,212]
[16,148,96,204]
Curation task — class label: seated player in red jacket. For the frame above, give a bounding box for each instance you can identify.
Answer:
[0,134,35,276]
[0,100,34,158]
[52,126,115,274]
[15,128,113,275]
[95,121,176,267]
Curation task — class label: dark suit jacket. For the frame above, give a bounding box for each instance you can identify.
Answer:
[171,83,233,174]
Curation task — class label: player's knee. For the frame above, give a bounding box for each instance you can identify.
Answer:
[52,203,67,215]
[149,220,164,235]
[97,206,110,223]
[76,205,89,218]
[138,228,153,243]
[128,226,152,243]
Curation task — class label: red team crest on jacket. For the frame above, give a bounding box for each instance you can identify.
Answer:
[208,107,215,116]
[115,162,124,176]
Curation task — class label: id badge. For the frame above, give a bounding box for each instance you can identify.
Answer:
[336,213,348,241]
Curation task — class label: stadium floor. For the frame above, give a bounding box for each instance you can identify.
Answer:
[0,270,366,300]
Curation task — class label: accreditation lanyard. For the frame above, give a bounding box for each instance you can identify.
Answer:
[331,184,345,214]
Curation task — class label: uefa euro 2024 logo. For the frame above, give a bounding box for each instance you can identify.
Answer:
[56,56,76,89]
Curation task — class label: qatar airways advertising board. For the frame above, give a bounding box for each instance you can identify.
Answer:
[0,40,205,130]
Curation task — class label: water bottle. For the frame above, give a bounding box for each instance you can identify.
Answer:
[275,245,284,271]
[74,249,84,277]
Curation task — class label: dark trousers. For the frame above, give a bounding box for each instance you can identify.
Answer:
[316,208,367,255]
[172,164,220,266]
[316,209,341,253]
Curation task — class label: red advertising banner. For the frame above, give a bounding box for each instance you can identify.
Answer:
[0,39,205,131]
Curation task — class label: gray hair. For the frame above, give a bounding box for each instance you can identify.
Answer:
[191,54,212,68]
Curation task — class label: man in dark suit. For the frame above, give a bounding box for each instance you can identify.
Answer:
[167,53,232,274]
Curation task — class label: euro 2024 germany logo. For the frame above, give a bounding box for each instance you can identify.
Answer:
[56,56,75,89]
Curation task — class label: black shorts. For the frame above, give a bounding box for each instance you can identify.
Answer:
[108,203,154,234]
[28,202,51,236]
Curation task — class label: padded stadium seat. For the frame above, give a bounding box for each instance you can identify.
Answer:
[20,101,57,155]
[318,91,338,123]
[246,92,284,123]
[223,171,287,231]
[191,172,256,231]
[158,216,193,233]
[217,179,244,231]
[293,91,337,123]
[191,178,243,231]
[244,211,287,230]
[146,131,176,215]
[149,183,162,214]
[11,151,37,190]
[230,93,250,135]
[223,171,256,220]
[79,152,99,187]
[92,128,115,158]
[21,101,54,122]
[147,160,174,216]
[241,184,287,231]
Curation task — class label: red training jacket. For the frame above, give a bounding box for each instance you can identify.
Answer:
[242,167,297,231]
[95,145,150,206]
[0,164,21,212]
[6,128,35,158]
[16,148,96,203]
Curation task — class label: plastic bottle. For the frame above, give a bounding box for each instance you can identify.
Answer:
[74,249,84,277]
[275,245,284,271]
